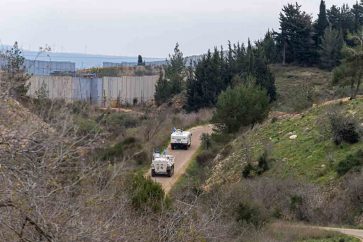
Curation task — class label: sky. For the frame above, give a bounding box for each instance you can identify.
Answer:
[0,0,357,58]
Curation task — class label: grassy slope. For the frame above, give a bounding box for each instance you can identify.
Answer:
[206,66,363,187]
[270,64,363,113]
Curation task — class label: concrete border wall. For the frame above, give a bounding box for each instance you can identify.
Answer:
[27,75,158,106]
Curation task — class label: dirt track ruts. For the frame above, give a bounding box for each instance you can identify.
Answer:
[148,124,213,194]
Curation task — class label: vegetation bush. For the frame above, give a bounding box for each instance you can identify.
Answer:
[336,150,363,176]
[69,101,91,116]
[101,112,139,134]
[122,136,138,146]
[242,163,255,178]
[129,173,170,212]
[133,150,149,165]
[97,137,142,162]
[99,142,124,161]
[75,116,101,135]
[328,110,361,145]
[242,151,272,178]
[200,133,212,150]
[196,150,215,166]
[289,84,314,112]
[256,151,271,175]
[236,202,265,227]
[220,144,233,159]
[212,84,270,133]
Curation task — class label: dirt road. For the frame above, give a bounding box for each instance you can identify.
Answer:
[319,227,363,241]
[148,124,213,194]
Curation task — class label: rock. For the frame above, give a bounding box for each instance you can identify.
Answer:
[289,135,298,140]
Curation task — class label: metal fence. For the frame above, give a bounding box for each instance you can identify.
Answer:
[27,75,158,106]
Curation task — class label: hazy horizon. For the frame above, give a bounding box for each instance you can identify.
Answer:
[0,0,357,58]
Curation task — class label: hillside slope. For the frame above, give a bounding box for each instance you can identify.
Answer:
[270,65,363,113]
[206,98,363,187]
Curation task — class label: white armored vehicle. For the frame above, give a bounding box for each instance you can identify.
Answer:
[170,129,192,150]
[151,152,175,177]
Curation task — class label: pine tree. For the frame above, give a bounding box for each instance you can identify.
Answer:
[340,4,355,38]
[319,28,344,70]
[353,1,363,32]
[315,0,329,47]
[186,42,277,111]
[278,3,316,65]
[165,43,186,95]
[137,55,143,66]
[212,84,270,133]
[333,34,363,99]
[253,57,277,101]
[154,70,170,105]
[327,5,342,30]
[1,41,29,98]
[260,31,279,64]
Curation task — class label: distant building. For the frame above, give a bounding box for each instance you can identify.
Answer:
[24,59,75,76]
[0,56,76,76]
[103,62,137,68]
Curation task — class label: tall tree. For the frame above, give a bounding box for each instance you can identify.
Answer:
[319,28,344,70]
[353,1,363,32]
[137,55,144,66]
[0,42,29,98]
[186,42,276,111]
[340,4,355,38]
[278,3,316,65]
[315,0,329,47]
[154,70,170,105]
[165,43,186,95]
[333,34,363,99]
[327,5,342,31]
[258,30,279,64]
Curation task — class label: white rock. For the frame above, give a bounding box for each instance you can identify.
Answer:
[289,135,298,140]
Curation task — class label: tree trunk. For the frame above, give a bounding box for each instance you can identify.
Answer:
[354,73,362,99]
[282,41,287,66]
[350,77,356,100]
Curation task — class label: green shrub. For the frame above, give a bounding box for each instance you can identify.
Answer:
[329,111,361,145]
[102,112,139,132]
[242,163,255,178]
[236,202,265,227]
[69,101,91,116]
[290,195,303,211]
[75,116,101,135]
[212,84,270,133]
[220,144,233,159]
[256,151,270,175]
[99,142,124,161]
[122,137,138,146]
[98,137,140,162]
[130,173,170,212]
[133,150,148,165]
[242,151,272,178]
[336,150,363,176]
[196,150,215,166]
[200,133,212,150]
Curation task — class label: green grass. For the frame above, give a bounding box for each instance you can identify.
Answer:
[170,148,203,194]
[215,98,363,184]
[270,64,363,113]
